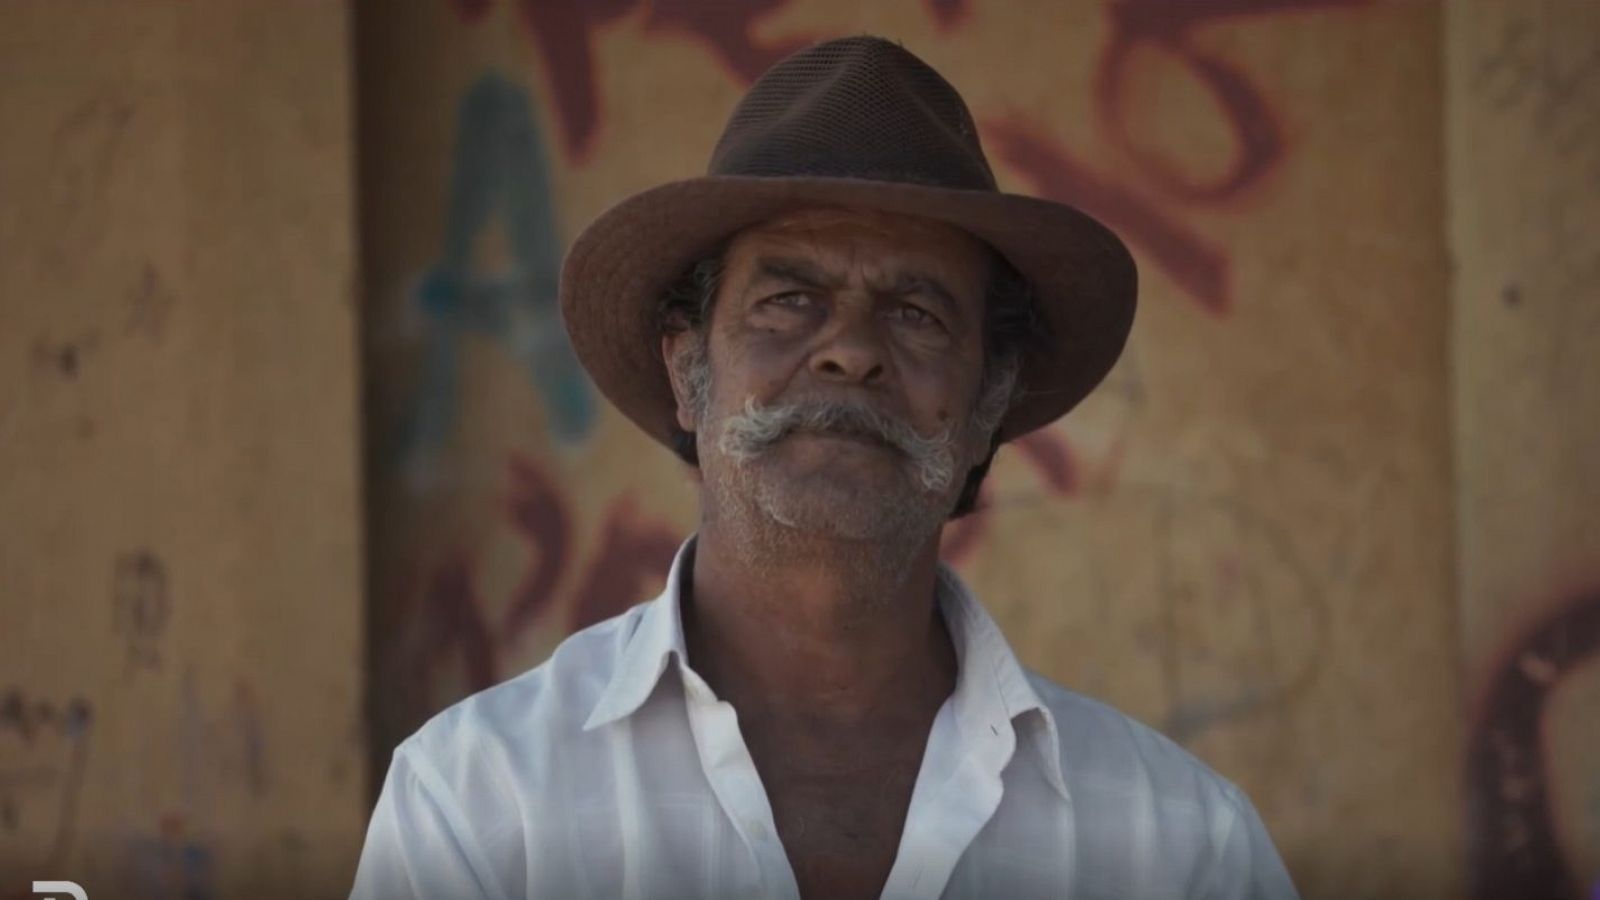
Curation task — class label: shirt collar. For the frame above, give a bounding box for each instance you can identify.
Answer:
[582,537,1070,799]
[580,537,697,732]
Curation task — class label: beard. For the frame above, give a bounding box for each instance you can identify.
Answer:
[707,394,962,543]
[669,330,1017,552]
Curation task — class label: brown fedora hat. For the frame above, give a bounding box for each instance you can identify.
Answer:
[560,35,1136,446]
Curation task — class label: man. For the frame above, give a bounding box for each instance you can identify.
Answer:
[353,36,1299,900]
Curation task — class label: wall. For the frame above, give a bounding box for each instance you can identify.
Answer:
[5,1,1595,898]
[0,4,366,898]
[356,2,1464,897]
[1450,3,1600,899]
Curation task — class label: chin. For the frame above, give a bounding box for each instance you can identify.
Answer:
[754,472,946,542]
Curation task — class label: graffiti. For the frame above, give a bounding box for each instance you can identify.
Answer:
[473,0,808,158]
[231,683,269,799]
[500,454,573,640]
[418,555,501,692]
[31,332,99,383]
[643,0,809,85]
[176,670,271,808]
[0,689,92,874]
[1095,0,1365,203]
[568,496,682,631]
[1468,11,1600,294]
[450,0,1373,315]
[126,813,215,900]
[924,0,969,30]
[375,0,1381,760]
[1151,488,1328,741]
[43,95,134,271]
[124,263,174,341]
[449,0,811,157]
[112,550,169,672]
[396,71,595,485]
[994,0,1368,312]
[937,429,1082,569]
[403,454,684,702]
[1470,14,1600,155]
[987,119,1231,313]
[939,342,1147,568]
[1466,589,1600,900]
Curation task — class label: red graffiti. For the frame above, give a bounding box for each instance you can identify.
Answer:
[940,429,1082,568]
[501,453,573,639]
[924,0,970,30]
[1466,588,1600,900]
[644,0,809,84]
[1094,0,1368,203]
[456,0,806,159]
[504,0,635,159]
[420,555,500,692]
[409,454,683,697]
[985,118,1230,314]
[414,435,1083,678]
[447,0,1374,315]
[569,496,683,631]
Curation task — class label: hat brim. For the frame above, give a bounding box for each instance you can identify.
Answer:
[559,175,1136,447]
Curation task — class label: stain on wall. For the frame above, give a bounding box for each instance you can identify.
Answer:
[1,3,366,895]
[0,690,93,878]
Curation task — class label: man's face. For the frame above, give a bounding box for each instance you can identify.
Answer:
[665,207,998,543]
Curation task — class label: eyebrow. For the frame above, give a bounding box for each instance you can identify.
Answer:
[749,255,964,316]
[751,256,844,292]
[879,271,961,316]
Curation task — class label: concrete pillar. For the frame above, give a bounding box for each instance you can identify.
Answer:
[0,4,365,896]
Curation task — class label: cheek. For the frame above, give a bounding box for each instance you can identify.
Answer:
[901,357,978,423]
[711,330,807,403]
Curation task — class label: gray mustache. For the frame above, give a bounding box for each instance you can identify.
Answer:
[717,397,957,492]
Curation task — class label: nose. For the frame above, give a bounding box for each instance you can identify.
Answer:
[809,305,887,385]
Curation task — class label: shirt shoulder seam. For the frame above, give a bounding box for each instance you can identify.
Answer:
[394,743,519,900]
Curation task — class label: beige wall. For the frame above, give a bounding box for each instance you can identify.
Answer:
[3,1,1597,898]
[1449,3,1600,898]
[0,4,365,898]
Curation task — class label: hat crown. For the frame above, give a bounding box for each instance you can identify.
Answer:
[708,36,997,191]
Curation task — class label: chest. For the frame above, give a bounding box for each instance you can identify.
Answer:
[750,732,929,899]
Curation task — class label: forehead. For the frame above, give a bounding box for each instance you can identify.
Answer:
[722,207,990,292]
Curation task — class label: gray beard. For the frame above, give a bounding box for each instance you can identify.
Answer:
[699,444,944,585]
[699,396,961,566]
[668,331,1018,570]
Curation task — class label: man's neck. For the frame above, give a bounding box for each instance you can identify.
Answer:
[682,518,958,729]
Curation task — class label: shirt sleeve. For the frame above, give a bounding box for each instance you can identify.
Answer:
[350,743,514,900]
[1205,786,1301,900]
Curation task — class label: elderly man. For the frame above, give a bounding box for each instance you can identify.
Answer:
[353,36,1299,900]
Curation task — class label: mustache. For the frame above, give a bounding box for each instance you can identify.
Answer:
[717,397,958,492]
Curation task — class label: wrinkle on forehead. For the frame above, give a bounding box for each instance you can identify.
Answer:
[728,206,991,303]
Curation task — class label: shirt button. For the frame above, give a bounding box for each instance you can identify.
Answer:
[748,819,769,840]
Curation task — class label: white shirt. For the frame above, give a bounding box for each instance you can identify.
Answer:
[352,539,1299,900]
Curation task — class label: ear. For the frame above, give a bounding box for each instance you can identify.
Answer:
[662,333,699,433]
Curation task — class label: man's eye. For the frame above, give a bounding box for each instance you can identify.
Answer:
[764,291,812,308]
[890,303,938,326]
